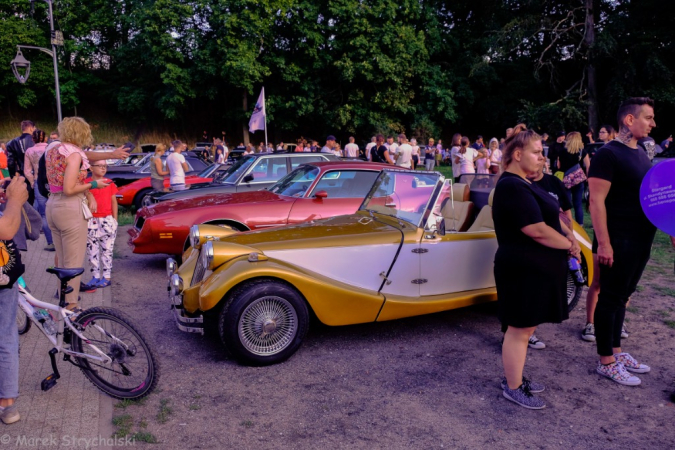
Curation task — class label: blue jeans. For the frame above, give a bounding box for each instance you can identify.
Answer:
[569,183,584,226]
[34,184,53,245]
[0,286,19,399]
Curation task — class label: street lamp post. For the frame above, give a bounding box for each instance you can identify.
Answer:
[9,0,62,122]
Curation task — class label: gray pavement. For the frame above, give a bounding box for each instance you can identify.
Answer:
[2,237,114,449]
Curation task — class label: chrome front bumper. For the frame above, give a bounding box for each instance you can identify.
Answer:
[168,285,204,335]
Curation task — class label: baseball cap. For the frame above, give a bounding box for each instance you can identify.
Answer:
[326,135,336,141]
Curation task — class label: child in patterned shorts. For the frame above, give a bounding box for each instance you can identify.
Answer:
[84,162,118,288]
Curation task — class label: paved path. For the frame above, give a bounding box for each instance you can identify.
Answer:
[2,237,114,449]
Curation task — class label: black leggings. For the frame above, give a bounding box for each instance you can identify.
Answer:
[594,238,652,356]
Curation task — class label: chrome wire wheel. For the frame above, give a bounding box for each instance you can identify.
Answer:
[238,296,298,356]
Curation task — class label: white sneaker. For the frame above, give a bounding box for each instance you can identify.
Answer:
[581,323,596,342]
[528,335,546,349]
[596,361,641,386]
[614,352,650,373]
[620,323,629,339]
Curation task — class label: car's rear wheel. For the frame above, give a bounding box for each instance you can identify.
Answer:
[566,254,588,313]
[219,279,309,366]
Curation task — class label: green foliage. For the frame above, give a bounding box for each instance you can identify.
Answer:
[2,0,674,142]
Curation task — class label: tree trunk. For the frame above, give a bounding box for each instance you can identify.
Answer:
[242,90,249,145]
[585,0,599,135]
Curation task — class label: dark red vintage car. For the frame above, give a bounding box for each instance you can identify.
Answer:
[128,161,391,255]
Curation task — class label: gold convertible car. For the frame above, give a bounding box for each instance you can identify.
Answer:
[166,169,594,366]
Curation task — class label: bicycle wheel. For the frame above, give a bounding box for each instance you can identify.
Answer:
[70,307,159,400]
[16,308,31,335]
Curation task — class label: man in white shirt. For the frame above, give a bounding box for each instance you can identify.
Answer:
[386,136,398,159]
[167,140,189,191]
[395,134,413,169]
[344,136,359,158]
[365,136,376,160]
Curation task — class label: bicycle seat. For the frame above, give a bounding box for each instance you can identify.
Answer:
[46,267,85,282]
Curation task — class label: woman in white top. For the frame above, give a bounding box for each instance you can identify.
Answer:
[488,138,502,174]
[449,133,462,181]
[333,143,343,157]
[453,136,479,178]
[410,138,420,170]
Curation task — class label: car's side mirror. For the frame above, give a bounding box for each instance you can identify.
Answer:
[243,174,254,183]
[314,190,328,199]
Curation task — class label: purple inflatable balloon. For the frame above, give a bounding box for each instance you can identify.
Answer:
[640,159,675,236]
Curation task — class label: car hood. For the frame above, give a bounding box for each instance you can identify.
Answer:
[149,182,234,201]
[219,213,403,252]
[142,189,281,217]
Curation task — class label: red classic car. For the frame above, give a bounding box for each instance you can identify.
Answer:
[115,164,227,209]
[128,161,392,255]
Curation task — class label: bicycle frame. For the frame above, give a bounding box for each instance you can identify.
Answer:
[17,285,113,365]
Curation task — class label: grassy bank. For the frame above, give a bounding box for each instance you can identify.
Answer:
[0,121,182,147]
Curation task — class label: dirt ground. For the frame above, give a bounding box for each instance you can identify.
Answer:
[110,225,675,449]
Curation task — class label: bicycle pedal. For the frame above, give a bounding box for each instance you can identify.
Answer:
[41,374,59,391]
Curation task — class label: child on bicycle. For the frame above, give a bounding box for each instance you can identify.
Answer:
[84,162,118,288]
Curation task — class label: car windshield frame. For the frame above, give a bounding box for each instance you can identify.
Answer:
[359,169,444,228]
[267,165,320,198]
[196,163,219,178]
[214,155,256,184]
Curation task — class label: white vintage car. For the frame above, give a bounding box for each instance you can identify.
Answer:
[167,169,594,366]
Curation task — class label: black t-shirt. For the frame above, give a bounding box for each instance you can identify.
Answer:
[371,145,389,163]
[588,140,657,242]
[558,149,582,173]
[581,144,599,162]
[548,142,565,171]
[493,172,564,250]
[535,174,572,212]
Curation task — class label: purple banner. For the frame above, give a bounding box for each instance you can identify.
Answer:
[640,159,675,235]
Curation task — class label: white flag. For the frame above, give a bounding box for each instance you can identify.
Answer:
[248,87,266,133]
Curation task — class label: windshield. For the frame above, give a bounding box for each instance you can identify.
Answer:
[196,163,218,178]
[268,165,320,197]
[214,156,256,183]
[132,154,149,166]
[360,170,443,227]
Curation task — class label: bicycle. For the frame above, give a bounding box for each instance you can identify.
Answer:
[17,267,159,400]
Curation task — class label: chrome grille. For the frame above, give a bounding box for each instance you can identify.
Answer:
[191,248,206,287]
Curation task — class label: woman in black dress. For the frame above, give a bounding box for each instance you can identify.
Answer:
[493,124,581,409]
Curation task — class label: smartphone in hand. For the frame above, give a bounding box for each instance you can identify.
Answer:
[123,142,136,152]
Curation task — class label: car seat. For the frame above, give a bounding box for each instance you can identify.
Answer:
[467,189,495,232]
[440,183,474,232]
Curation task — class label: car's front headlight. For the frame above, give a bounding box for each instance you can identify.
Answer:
[189,225,200,249]
[203,240,215,270]
[166,258,177,278]
[169,274,183,296]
